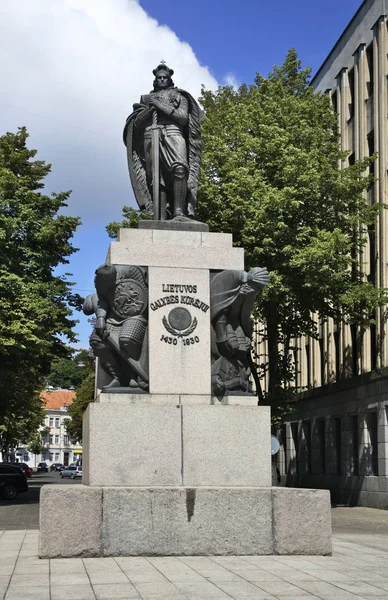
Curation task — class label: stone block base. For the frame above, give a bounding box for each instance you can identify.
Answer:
[39,486,332,558]
[83,402,271,488]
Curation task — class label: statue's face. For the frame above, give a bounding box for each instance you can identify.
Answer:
[155,70,170,90]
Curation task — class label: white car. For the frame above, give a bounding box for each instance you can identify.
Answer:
[59,465,82,479]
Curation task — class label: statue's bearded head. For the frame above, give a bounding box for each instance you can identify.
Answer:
[153,63,174,91]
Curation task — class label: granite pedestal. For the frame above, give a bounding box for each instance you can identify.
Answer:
[39,228,332,557]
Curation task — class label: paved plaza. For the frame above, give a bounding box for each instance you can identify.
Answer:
[1,520,388,600]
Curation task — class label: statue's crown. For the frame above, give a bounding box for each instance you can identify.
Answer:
[153,60,174,77]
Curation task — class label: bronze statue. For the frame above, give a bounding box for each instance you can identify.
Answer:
[83,264,148,391]
[123,62,202,221]
[210,267,269,397]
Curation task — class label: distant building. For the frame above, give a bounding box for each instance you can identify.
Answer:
[13,390,82,468]
[276,0,388,509]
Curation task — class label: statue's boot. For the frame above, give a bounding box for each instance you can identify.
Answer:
[173,166,187,217]
[101,361,122,389]
[103,377,121,389]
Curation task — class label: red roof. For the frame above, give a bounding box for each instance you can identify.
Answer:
[40,390,76,410]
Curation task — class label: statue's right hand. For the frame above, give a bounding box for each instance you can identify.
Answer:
[95,317,106,338]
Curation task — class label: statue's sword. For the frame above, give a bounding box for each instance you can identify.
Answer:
[102,331,149,383]
[151,109,160,220]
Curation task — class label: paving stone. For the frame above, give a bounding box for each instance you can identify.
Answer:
[9,573,49,587]
[83,558,123,572]
[50,558,86,573]
[93,583,141,599]
[256,581,313,596]
[50,573,91,585]
[133,581,188,599]
[87,571,129,584]
[5,586,50,599]
[114,558,167,583]
[214,580,278,598]
[50,584,96,600]
[297,580,371,599]
[335,581,388,595]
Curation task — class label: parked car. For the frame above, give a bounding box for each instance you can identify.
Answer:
[0,464,28,500]
[7,462,32,479]
[60,465,82,479]
[37,462,48,473]
[50,463,64,472]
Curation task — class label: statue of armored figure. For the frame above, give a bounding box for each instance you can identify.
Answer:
[210,267,269,397]
[83,264,149,391]
[123,62,202,221]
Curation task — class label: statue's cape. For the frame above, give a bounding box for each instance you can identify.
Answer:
[210,270,256,337]
[123,89,202,217]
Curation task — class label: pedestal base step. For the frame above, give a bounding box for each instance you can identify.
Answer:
[39,486,331,558]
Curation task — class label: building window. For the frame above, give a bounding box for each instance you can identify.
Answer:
[55,436,59,444]
[64,435,69,445]
[291,422,299,474]
[55,418,60,427]
[348,68,354,119]
[24,454,29,461]
[302,420,312,474]
[49,453,53,461]
[49,417,54,427]
[331,90,338,114]
[366,42,374,97]
[305,343,311,389]
[55,452,60,460]
[350,323,358,376]
[334,325,341,381]
[351,415,359,475]
[49,435,53,444]
[319,322,325,385]
[365,412,378,475]
[318,419,326,475]
[335,418,342,475]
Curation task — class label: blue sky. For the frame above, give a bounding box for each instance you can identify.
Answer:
[0,0,363,350]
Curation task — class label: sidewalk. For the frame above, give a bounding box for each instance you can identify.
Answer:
[1,526,388,600]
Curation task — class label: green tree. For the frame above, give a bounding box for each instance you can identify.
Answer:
[106,206,147,239]
[46,350,92,389]
[28,432,44,468]
[65,371,95,444]
[0,127,82,457]
[196,49,384,410]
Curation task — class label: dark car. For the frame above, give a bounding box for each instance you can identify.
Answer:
[0,464,28,500]
[50,463,64,472]
[8,462,32,479]
[37,462,48,472]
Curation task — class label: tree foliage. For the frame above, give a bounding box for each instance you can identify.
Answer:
[46,350,92,389]
[28,433,44,456]
[195,49,385,408]
[106,206,148,239]
[65,370,95,444]
[0,127,82,456]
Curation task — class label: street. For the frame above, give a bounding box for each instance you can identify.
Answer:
[0,471,81,530]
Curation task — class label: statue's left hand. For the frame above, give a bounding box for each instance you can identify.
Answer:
[95,316,106,338]
[149,97,162,110]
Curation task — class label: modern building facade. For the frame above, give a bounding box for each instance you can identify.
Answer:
[273,0,388,509]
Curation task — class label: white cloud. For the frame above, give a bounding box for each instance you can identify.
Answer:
[0,0,218,223]
[223,72,240,89]
[0,0,219,348]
